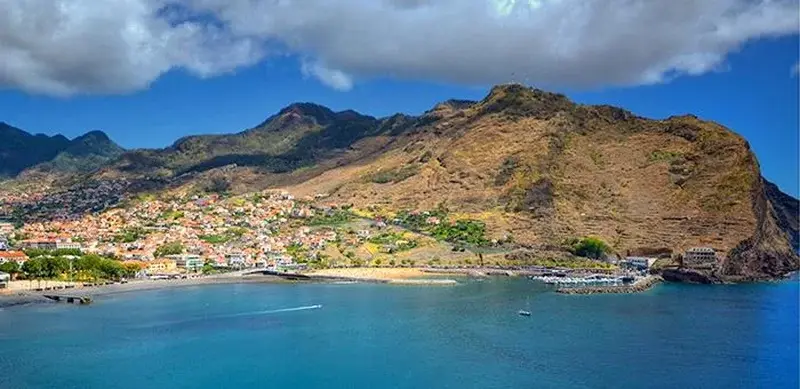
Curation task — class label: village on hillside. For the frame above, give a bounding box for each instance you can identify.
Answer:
[0,183,722,290]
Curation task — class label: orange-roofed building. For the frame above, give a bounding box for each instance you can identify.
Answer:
[0,251,29,266]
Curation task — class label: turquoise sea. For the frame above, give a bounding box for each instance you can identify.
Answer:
[0,278,797,389]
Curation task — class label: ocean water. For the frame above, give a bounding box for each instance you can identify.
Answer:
[0,278,797,389]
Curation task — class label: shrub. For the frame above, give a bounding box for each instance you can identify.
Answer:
[154,242,185,258]
[569,237,611,260]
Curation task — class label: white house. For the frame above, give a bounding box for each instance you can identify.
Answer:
[225,252,249,268]
[625,257,657,270]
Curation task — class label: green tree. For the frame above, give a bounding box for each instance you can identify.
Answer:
[122,262,143,277]
[154,242,185,258]
[76,254,104,272]
[42,256,70,278]
[202,262,217,274]
[21,258,46,279]
[570,237,611,260]
[0,261,20,275]
[98,259,124,280]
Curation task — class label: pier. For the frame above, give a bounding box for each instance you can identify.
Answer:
[42,294,93,305]
[555,276,662,295]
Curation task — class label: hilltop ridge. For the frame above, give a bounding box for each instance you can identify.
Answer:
[0,123,124,177]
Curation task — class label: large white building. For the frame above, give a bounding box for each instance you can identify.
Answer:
[21,239,81,251]
[225,253,249,268]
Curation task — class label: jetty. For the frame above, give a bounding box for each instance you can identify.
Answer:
[42,294,93,305]
[531,274,630,287]
[555,276,662,295]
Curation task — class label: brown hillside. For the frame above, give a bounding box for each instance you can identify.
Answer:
[285,84,798,280]
[3,84,796,281]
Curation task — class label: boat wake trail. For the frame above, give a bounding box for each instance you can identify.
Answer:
[226,305,323,318]
[140,305,323,329]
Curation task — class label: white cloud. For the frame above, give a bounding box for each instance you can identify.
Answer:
[1,0,798,96]
[301,60,354,91]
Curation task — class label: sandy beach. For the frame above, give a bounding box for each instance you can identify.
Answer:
[308,268,429,280]
[307,268,459,285]
[0,268,461,308]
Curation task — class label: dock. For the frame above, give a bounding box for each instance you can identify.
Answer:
[42,294,93,305]
[555,276,662,295]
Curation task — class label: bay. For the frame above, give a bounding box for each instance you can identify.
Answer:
[0,278,797,389]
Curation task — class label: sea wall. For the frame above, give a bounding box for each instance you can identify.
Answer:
[556,276,662,295]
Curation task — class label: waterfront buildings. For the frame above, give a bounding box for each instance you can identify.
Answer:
[625,257,657,271]
[146,259,177,274]
[683,247,718,268]
[225,253,249,268]
[0,271,9,289]
[167,254,204,272]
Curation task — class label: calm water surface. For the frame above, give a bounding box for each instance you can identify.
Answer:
[0,278,797,389]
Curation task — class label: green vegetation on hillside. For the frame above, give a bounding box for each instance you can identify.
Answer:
[307,209,354,226]
[113,227,149,243]
[395,210,490,247]
[564,237,611,260]
[160,210,185,220]
[154,242,185,258]
[368,232,418,252]
[199,234,230,244]
[199,227,249,245]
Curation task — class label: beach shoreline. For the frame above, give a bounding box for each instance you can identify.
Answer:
[0,275,289,308]
[0,268,462,308]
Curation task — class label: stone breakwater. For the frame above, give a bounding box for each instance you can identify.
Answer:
[556,276,662,295]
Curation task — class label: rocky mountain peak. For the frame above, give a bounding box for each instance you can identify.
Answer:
[277,102,337,125]
[478,83,574,119]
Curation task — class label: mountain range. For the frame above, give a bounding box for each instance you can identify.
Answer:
[0,122,124,177]
[1,84,797,281]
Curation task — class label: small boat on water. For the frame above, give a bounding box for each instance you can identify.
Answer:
[518,310,531,317]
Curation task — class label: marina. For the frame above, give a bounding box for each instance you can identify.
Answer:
[530,274,637,287]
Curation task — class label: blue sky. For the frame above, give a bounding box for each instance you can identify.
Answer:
[0,1,798,196]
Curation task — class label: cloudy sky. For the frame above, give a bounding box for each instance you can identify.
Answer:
[0,0,798,193]
[1,0,798,95]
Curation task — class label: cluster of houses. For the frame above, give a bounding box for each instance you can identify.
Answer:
[0,180,129,222]
[2,190,337,280]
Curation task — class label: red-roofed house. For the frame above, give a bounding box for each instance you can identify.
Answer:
[0,251,29,266]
